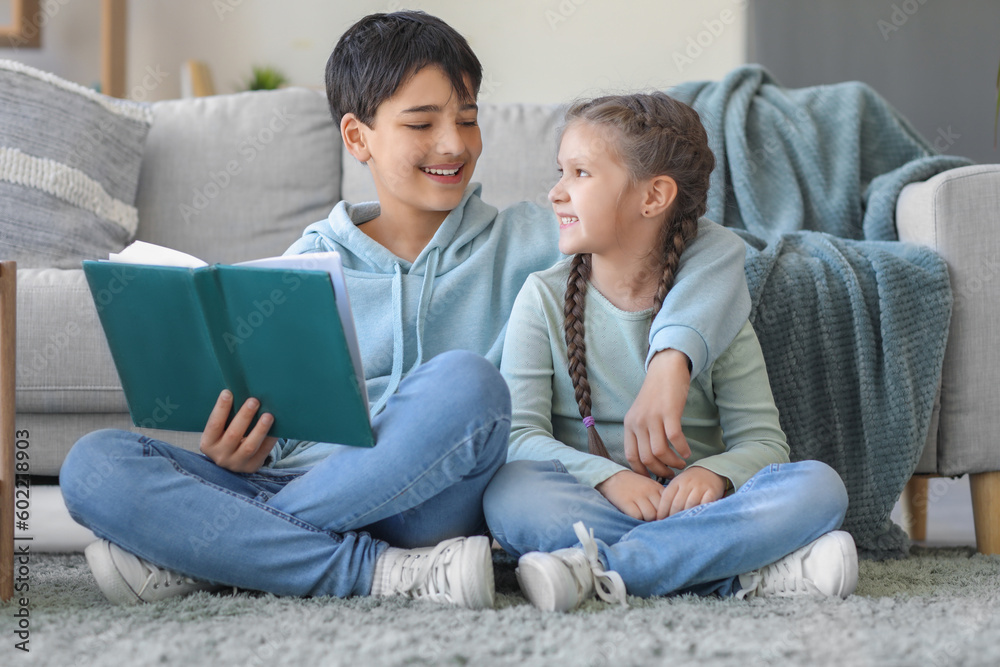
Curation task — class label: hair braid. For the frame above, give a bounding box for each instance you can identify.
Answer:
[652,214,700,319]
[559,91,715,464]
[563,253,612,459]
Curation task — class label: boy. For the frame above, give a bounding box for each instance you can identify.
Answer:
[61,11,750,610]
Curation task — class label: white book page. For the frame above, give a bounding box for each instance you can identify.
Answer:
[107,240,208,268]
[237,252,368,408]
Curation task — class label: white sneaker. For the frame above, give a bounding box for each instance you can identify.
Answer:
[371,535,494,610]
[85,539,223,605]
[736,530,858,599]
[516,521,627,612]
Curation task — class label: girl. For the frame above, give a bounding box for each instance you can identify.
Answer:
[483,92,857,611]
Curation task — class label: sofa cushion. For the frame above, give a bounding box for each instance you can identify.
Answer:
[341,101,566,210]
[136,88,341,263]
[16,268,127,413]
[0,60,152,269]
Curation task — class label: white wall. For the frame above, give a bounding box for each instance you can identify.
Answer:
[0,0,747,103]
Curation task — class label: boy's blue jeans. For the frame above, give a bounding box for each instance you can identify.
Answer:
[484,458,849,597]
[60,350,511,598]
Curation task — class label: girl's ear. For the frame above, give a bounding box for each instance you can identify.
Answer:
[642,175,678,218]
[341,113,372,163]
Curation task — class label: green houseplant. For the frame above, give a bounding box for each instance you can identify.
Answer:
[242,65,288,92]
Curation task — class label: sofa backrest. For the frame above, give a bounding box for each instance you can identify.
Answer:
[134,88,571,265]
[135,87,341,264]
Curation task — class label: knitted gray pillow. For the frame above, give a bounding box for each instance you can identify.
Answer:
[0,60,152,268]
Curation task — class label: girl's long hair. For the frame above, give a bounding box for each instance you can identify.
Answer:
[561,92,715,460]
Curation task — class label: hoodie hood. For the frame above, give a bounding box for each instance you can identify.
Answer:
[289,183,499,277]
[284,183,556,417]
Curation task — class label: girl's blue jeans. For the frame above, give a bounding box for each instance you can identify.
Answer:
[484,458,849,597]
[59,350,511,598]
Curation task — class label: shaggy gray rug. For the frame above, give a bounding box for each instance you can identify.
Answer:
[2,547,999,667]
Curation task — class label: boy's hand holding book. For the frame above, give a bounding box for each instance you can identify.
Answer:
[200,389,277,473]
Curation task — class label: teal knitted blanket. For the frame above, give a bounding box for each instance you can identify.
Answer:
[671,66,973,559]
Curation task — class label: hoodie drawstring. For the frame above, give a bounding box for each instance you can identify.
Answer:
[408,246,440,375]
[368,247,441,417]
[370,262,405,416]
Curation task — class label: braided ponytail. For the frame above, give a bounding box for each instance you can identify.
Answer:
[563,253,612,459]
[651,213,700,321]
[559,92,714,461]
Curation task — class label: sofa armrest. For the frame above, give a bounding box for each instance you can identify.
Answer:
[896,165,1000,475]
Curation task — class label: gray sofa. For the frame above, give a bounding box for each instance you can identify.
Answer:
[12,86,1000,551]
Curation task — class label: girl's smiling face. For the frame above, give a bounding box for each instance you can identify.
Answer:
[549,121,648,258]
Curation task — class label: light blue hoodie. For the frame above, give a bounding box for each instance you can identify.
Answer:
[270,183,750,467]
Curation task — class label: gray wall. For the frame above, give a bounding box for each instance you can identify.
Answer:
[748,0,1000,165]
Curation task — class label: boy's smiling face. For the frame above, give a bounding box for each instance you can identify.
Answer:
[343,65,482,231]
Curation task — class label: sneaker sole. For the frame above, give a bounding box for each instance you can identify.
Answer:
[457,536,495,610]
[516,552,578,612]
[84,540,143,605]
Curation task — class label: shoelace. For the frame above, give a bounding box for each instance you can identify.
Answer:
[135,562,201,597]
[572,521,627,606]
[744,553,821,598]
[396,538,462,602]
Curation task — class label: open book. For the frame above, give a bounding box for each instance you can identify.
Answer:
[82,241,373,447]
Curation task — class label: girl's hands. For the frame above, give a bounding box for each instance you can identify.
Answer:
[657,466,727,520]
[597,467,729,522]
[623,349,692,480]
[596,470,667,521]
[200,390,277,473]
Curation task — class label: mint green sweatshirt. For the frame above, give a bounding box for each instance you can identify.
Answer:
[502,261,789,489]
[271,184,750,468]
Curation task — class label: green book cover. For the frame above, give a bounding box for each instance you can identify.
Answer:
[82,246,373,448]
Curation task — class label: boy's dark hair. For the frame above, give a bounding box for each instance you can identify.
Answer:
[326,11,483,126]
